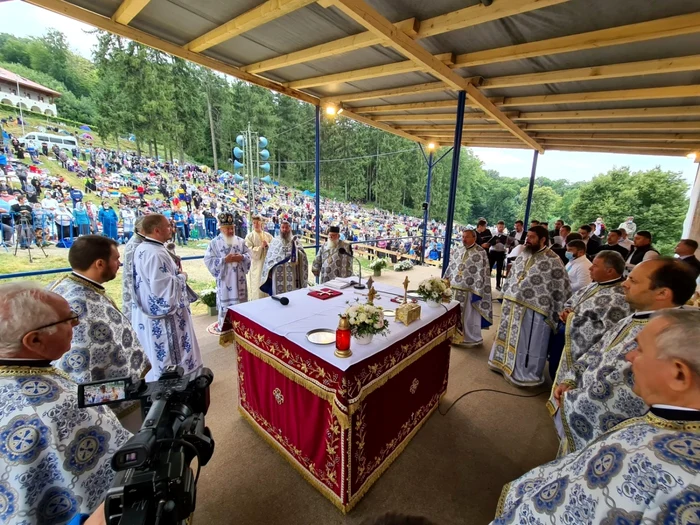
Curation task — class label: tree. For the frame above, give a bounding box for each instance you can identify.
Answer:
[520,186,561,223]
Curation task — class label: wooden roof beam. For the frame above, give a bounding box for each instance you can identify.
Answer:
[111,0,151,25]
[285,53,454,89]
[527,122,700,132]
[322,82,449,105]
[515,106,700,121]
[186,0,317,53]
[243,0,569,73]
[534,133,700,143]
[454,12,700,68]
[374,112,518,122]
[500,85,700,108]
[328,0,543,152]
[544,145,689,157]
[339,109,426,144]
[541,139,699,151]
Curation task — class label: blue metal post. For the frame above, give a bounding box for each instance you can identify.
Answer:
[523,150,539,226]
[420,151,434,265]
[314,105,321,255]
[441,91,466,277]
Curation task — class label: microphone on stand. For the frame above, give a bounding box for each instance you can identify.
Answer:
[271,295,290,305]
[338,247,365,290]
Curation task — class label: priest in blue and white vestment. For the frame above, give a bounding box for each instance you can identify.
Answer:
[204,212,252,330]
[122,217,145,323]
[132,214,203,381]
[492,309,700,525]
[488,226,571,387]
[0,283,130,525]
[551,259,696,457]
[260,220,309,295]
[443,228,493,346]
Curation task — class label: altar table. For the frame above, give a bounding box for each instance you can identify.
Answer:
[226,281,459,512]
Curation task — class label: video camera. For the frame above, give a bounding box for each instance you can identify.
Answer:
[78,365,215,525]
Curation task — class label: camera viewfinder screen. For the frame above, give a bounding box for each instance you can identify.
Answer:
[83,380,127,406]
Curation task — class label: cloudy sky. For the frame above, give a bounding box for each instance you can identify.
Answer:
[2,1,698,188]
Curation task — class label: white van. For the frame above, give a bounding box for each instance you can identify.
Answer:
[19,132,78,152]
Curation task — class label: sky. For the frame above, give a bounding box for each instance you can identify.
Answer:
[1,1,699,188]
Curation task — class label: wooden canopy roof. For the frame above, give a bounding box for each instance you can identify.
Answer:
[24,0,700,158]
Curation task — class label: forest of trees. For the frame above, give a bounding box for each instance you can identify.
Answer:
[0,30,691,254]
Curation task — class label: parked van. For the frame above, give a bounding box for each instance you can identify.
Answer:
[19,132,78,152]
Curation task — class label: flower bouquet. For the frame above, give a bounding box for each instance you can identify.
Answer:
[394,260,413,271]
[368,258,388,276]
[198,288,218,315]
[343,303,389,345]
[417,278,451,308]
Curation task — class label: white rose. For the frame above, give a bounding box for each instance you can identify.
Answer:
[358,313,367,323]
[374,322,383,329]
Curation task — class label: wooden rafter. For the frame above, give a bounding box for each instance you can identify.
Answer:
[526,122,700,132]
[534,133,700,143]
[373,113,517,122]
[322,82,448,104]
[501,85,700,107]
[186,0,317,53]
[111,0,150,25]
[454,12,700,68]
[515,106,700,121]
[541,139,699,151]
[544,145,690,157]
[242,0,568,74]
[328,0,543,151]
[340,109,426,144]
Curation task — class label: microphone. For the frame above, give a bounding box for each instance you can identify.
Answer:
[338,247,365,290]
[271,295,290,305]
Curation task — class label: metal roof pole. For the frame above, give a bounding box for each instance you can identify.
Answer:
[523,150,540,226]
[314,105,321,284]
[441,90,467,277]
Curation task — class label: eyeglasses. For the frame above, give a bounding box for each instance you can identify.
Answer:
[29,310,80,333]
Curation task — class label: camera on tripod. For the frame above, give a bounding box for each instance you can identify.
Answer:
[78,365,215,525]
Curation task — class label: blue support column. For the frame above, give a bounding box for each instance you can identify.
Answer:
[522,150,539,226]
[441,91,467,276]
[420,150,434,265]
[315,105,321,255]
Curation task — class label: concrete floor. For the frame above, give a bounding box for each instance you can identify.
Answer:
[190,272,559,525]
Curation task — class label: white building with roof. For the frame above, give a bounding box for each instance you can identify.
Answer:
[0,67,61,117]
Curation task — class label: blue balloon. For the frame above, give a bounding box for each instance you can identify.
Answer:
[236,135,245,147]
[233,160,245,169]
[259,136,268,148]
[260,162,270,172]
[259,149,270,160]
[233,147,244,159]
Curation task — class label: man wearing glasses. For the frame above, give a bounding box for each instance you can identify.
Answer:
[49,235,150,432]
[0,282,129,525]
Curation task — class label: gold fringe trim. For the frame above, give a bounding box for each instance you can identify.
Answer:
[219,331,235,348]
[495,481,512,518]
[0,366,72,381]
[238,405,347,513]
[346,327,455,415]
[346,400,440,512]
[235,337,350,428]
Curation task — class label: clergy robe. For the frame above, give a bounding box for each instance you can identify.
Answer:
[312,240,353,283]
[132,238,203,381]
[554,312,652,456]
[488,247,571,387]
[122,232,145,323]
[260,235,309,295]
[0,361,130,524]
[546,278,630,416]
[204,233,252,330]
[49,273,149,416]
[443,243,493,344]
[245,229,273,300]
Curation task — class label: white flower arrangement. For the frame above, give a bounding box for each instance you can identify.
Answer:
[199,288,217,307]
[368,258,388,270]
[417,278,450,302]
[394,260,413,271]
[343,303,389,337]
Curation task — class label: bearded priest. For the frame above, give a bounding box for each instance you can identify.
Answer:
[261,220,309,295]
[312,225,353,283]
[245,215,273,300]
[443,228,492,346]
[488,225,572,387]
[204,212,252,331]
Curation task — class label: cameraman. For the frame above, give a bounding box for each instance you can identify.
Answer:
[11,194,33,249]
[0,282,130,524]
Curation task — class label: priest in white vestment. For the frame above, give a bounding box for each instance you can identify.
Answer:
[551,258,696,456]
[204,212,252,331]
[488,226,572,387]
[493,309,700,524]
[122,217,145,323]
[443,229,492,346]
[131,214,203,381]
[260,220,309,295]
[312,225,353,283]
[245,215,273,300]
[0,283,131,524]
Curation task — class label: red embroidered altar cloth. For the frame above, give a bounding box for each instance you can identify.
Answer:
[226,282,459,512]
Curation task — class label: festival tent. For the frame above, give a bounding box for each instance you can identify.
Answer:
[79,125,91,131]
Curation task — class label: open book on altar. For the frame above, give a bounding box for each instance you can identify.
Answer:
[323,278,355,290]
